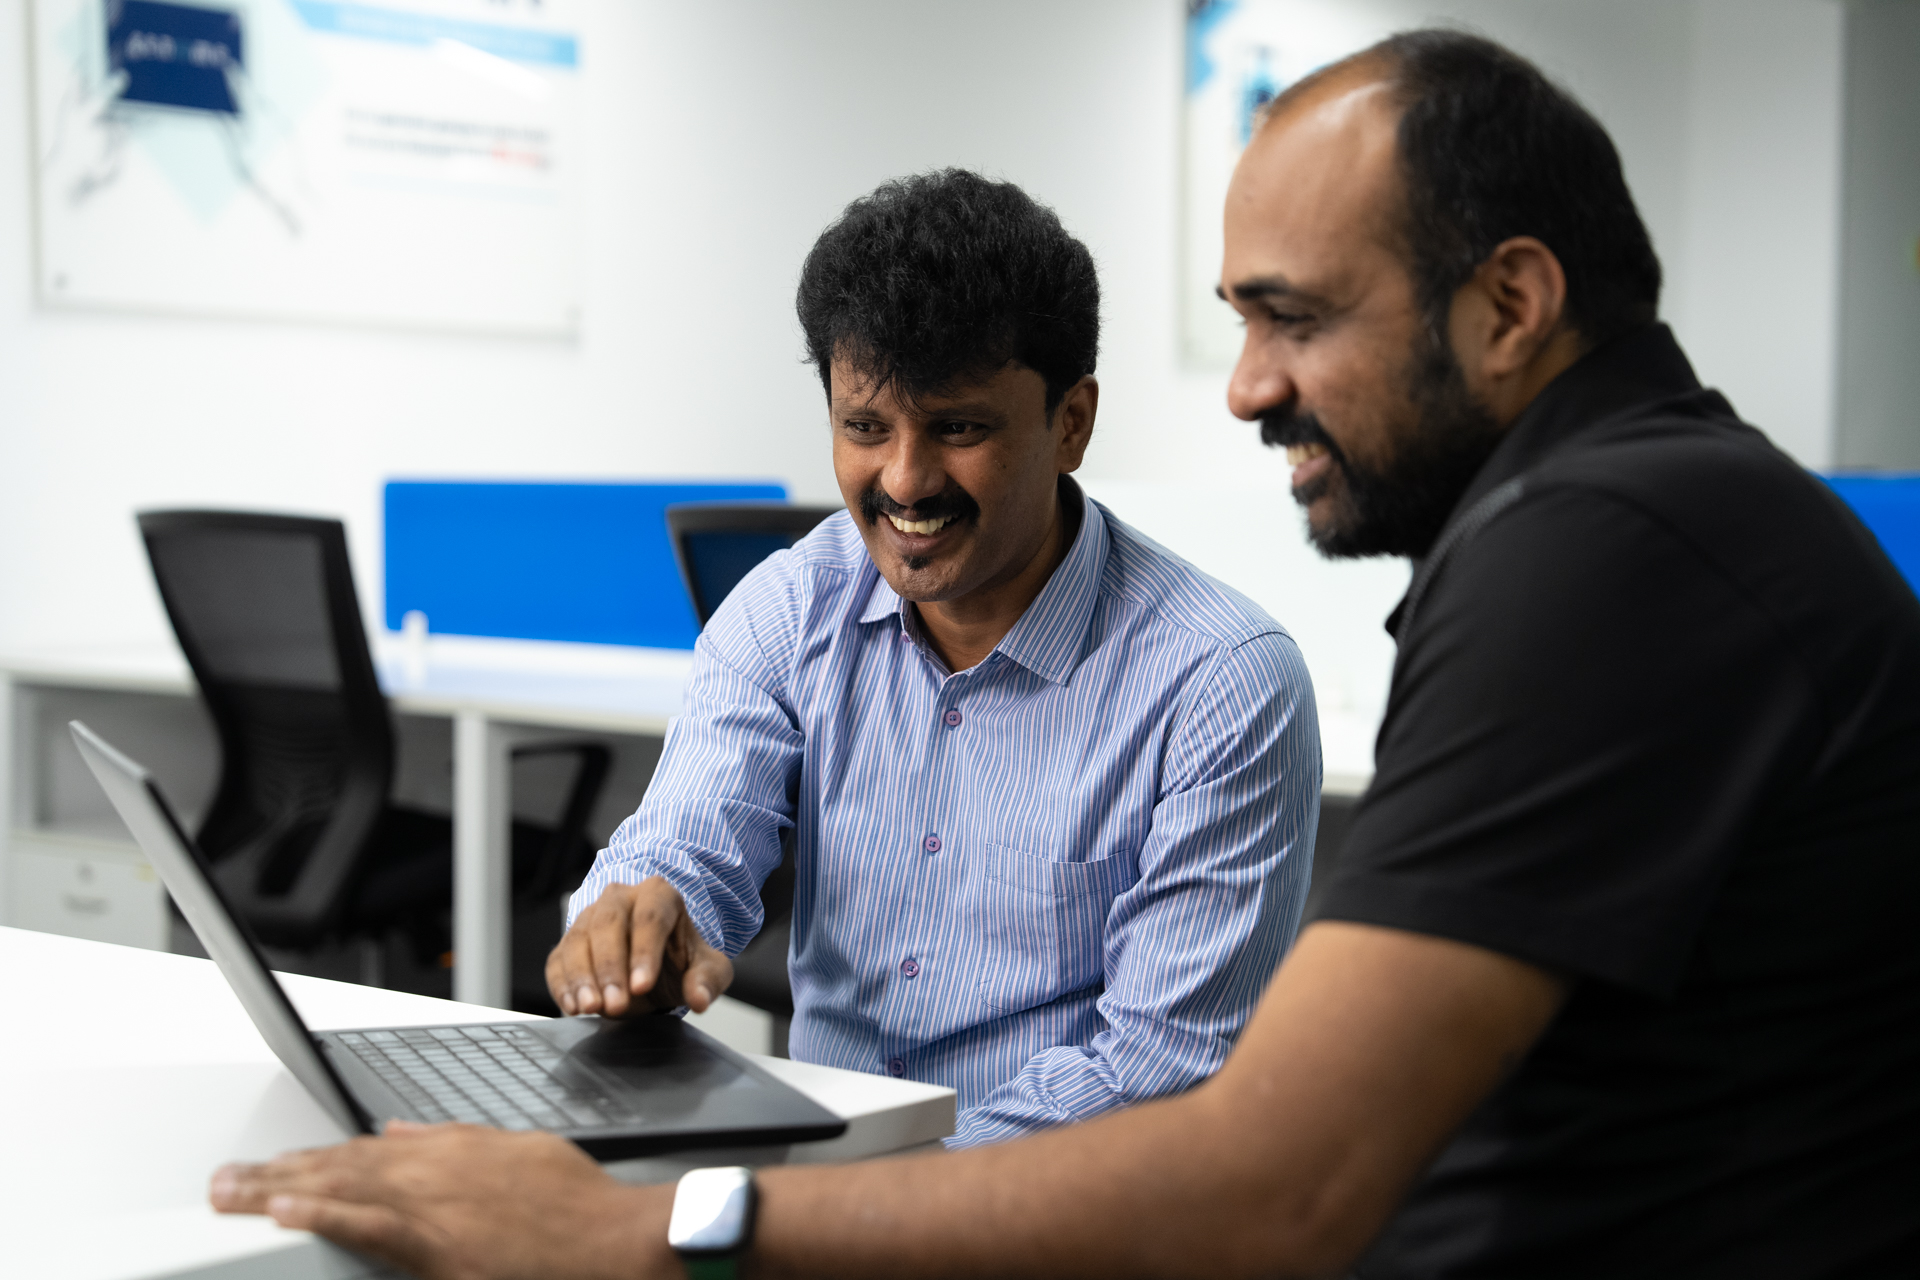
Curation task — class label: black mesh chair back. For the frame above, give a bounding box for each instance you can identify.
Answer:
[139,511,392,947]
[666,503,842,626]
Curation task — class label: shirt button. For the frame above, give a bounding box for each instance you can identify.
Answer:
[943,708,963,728]
[922,833,941,854]
[886,1056,907,1078]
[900,957,920,979]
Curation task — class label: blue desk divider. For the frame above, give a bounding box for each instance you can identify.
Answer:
[1823,474,1920,596]
[385,481,786,649]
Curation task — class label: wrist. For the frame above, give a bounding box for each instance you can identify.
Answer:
[604,1182,681,1279]
[669,1167,758,1279]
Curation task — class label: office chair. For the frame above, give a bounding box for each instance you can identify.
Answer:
[138,511,610,1010]
[665,502,839,1052]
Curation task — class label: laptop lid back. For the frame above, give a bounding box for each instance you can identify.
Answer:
[68,720,370,1138]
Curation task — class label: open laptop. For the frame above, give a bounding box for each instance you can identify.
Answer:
[70,720,846,1160]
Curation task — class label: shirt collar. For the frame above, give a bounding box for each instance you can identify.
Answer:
[1444,322,1706,523]
[856,476,1108,686]
[1385,323,1707,635]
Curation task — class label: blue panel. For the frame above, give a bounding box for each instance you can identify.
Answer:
[385,481,786,649]
[109,1,244,114]
[1823,474,1920,596]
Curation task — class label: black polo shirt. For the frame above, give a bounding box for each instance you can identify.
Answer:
[1317,325,1920,1278]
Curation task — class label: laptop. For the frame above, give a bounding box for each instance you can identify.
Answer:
[69,720,846,1160]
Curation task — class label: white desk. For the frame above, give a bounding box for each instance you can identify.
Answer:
[0,927,956,1280]
[1,638,695,1008]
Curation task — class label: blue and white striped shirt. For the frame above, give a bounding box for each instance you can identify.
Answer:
[571,481,1320,1146]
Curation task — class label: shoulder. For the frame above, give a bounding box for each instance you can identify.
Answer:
[722,509,869,613]
[783,508,870,581]
[1539,396,1811,507]
[1091,500,1301,665]
[698,509,873,675]
[1453,402,1892,625]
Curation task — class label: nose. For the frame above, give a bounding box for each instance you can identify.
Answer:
[1226,331,1296,423]
[881,428,949,512]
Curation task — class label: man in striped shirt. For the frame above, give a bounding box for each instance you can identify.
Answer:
[544,169,1322,1147]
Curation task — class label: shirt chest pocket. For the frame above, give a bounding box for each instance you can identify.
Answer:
[966,841,1136,1016]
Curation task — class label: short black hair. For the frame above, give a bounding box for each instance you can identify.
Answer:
[795,169,1100,414]
[1280,30,1663,347]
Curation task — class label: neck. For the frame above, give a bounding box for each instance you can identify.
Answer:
[1485,327,1588,429]
[917,489,1077,672]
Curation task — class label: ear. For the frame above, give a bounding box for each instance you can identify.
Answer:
[1449,237,1578,418]
[1051,376,1099,473]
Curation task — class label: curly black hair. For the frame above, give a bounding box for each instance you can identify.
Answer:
[795,169,1100,415]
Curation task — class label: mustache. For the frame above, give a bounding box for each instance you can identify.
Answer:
[858,484,981,526]
[1258,408,1342,458]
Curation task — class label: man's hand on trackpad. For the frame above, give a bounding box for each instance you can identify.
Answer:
[544,878,734,1017]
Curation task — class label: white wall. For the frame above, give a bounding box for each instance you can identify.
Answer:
[0,0,1849,743]
[1668,0,1844,465]
[1834,0,1920,468]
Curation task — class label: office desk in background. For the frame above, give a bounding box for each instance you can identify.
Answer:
[0,638,695,1011]
[0,927,956,1280]
[2,638,1381,1015]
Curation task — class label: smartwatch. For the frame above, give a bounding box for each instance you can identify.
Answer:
[668,1166,757,1280]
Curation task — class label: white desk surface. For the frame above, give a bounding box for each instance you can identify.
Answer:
[0,927,955,1280]
[0,637,698,738]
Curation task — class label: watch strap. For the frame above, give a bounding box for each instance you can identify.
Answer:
[681,1258,737,1280]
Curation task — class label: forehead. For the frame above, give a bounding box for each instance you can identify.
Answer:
[1222,74,1407,296]
[828,358,1046,418]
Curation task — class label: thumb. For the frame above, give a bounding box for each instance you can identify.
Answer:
[680,944,734,1013]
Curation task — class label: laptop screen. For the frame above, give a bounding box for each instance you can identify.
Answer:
[68,720,370,1138]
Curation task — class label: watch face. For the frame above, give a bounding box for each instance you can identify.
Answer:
[669,1166,755,1254]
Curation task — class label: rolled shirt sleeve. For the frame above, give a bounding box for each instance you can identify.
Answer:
[567,562,803,954]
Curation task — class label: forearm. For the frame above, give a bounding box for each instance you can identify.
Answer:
[748,1082,1309,1280]
[735,924,1565,1280]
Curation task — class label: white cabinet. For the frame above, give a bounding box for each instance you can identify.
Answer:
[8,829,170,951]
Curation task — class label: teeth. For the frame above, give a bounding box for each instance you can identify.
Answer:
[888,514,956,536]
[1285,443,1329,465]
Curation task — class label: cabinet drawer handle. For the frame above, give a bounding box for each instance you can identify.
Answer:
[62,894,109,915]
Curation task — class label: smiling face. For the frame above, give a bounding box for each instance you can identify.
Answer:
[1220,67,1504,558]
[830,357,1095,610]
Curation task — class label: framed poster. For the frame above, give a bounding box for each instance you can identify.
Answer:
[31,0,583,336]
[1181,0,1391,366]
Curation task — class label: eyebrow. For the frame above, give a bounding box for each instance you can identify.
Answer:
[832,397,1006,420]
[1215,276,1334,308]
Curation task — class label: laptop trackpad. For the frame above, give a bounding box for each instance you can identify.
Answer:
[538,1017,750,1117]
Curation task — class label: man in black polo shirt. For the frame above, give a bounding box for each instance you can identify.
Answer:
[209,30,1918,1279]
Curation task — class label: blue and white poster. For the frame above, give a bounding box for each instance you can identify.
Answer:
[1182,0,1390,366]
[32,0,582,336]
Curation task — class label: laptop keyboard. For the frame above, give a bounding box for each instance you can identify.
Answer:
[336,1025,630,1131]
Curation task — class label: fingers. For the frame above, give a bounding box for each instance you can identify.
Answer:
[211,1134,391,1214]
[675,914,735,1013]
[547,883,639,1016]
[210,1162,269,1213]
[545,879,695,1017]
[622,881,692,1012]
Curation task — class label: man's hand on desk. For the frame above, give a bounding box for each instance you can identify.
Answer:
[209,1122,680,1280]
[545,878,734,1018]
